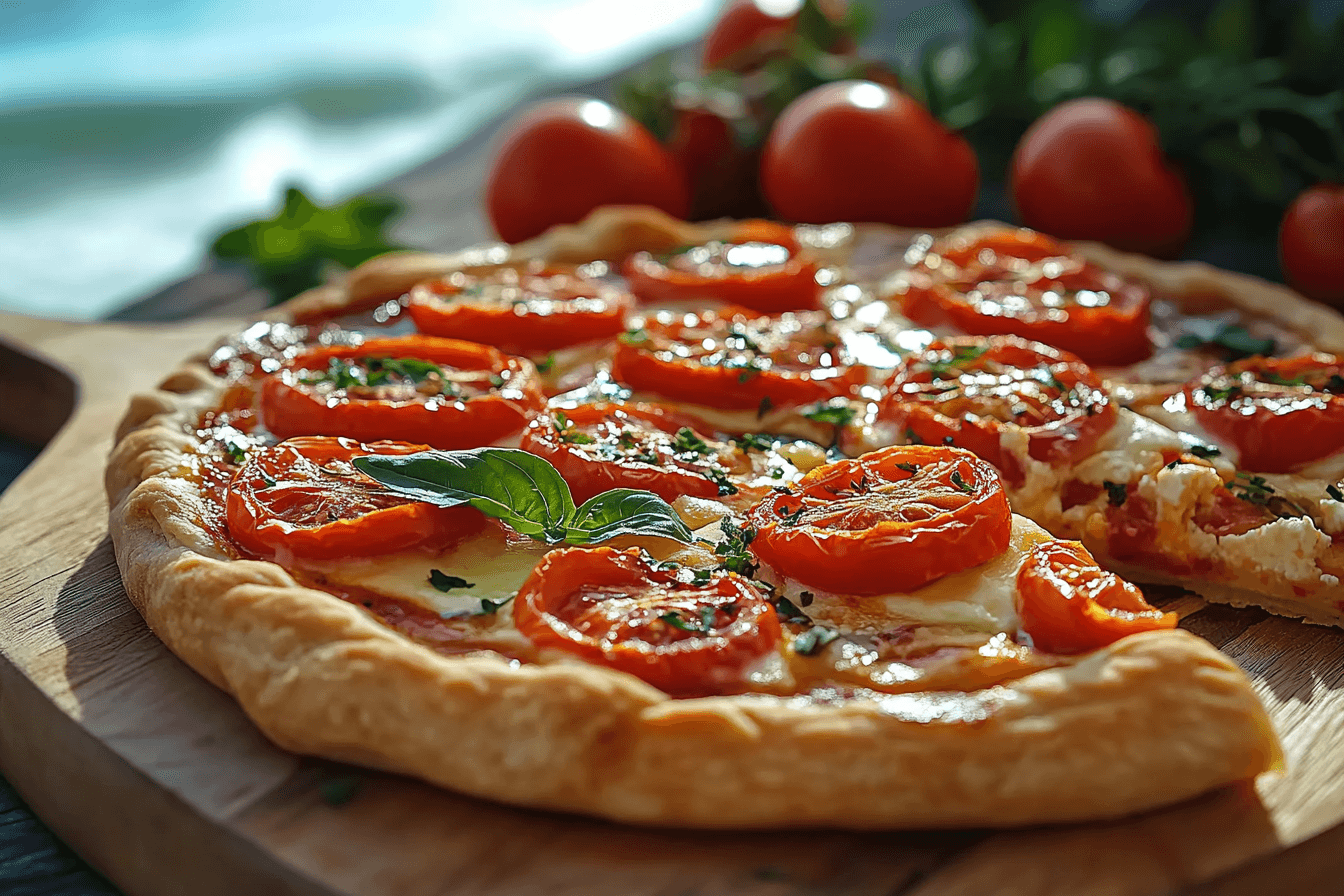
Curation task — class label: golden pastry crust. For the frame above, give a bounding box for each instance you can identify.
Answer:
[106,207,1285,828]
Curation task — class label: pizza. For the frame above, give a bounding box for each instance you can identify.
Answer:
[111,205,1344,829]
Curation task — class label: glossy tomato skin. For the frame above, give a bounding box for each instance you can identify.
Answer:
[880,336,1118,482]
[1010,98,1192,259]
[611,308,865,411]
[1186,353,1344,473]
[261,335,546,449]
[226,437,483,562]
[895,226,1153,367]
[701,0,800,71]
[761,81,979,228]
[405,263,633,355]
[1017,540,1175,655]
[486,98,689,244]
[747,445,1012,595]
[520,403,726,504]
[622,220,820,312]
[513,547,782,695]
[1280,184,1344,306]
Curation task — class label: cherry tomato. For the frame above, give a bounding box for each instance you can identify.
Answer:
[226,437,482,562]
[1017,540,1175,655]
[521,402,785,504]
[747,445,1012,595]
[1185,353,1344,473]
[611,308,864,411]
[701,0,801,71]
[881,336,1117,481]
[896,226,1152,366]
[406,262,633,355]
[667,108,769,221]
[261,335,545,449]
[513,547,781,695]
[1010,98,1193,259]
[1280,184,1344,306]
[622,220,820,312]
[761,81,979,228]
[486,97,689,244]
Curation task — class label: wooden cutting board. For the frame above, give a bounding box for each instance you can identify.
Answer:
[3,310,1344,896]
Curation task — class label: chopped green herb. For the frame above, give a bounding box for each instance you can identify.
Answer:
[773,595,810,624]
[619,327,648,345]
[803,403,856,427]
[258,471,277,488]
[1166,460,1181,469]
[477,596,513,615]
[895,462,920,474]
[927,344,988,380]
[736,366,763,384]
[1327,484,1344,502]
[702,467,740,496]
[224,439,248,464]
[429,569,474,592]
[904,427,924,445]
[1326,375,1344,394]
[949,470,974,494]
[757,396,774,418]
[792,626,840,656]
[535,353,557,374]
[1189,444,1221,459]
[1103,480,1128,507]
[553,411,596,445]
[488,373,506,388]
[714,519,758,576]
[672,427,710,455]
[659,611,699,632]
[774,504,806,526]
[1175,325,1275,360]
[1264,371,1306,387]
[1230,472,1276,505]
[689,568,714,585]
[1200,383,1243,404]
[734,433,774,452]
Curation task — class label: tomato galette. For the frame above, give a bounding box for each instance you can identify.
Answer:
[111,206,1344,829]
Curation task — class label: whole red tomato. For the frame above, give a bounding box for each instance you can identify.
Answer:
[1010,98,1192,259]
[701,0,801,71]
[1280,184,1344,305]
[486,97,689,244]
[760,80,979,228]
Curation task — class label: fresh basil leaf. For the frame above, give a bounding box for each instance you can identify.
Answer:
[354,448,576,542]
[567,488,693,544]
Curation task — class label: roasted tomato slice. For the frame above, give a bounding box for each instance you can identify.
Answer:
[621,220,820,313]
[1017,540,1175,654]
[1186,353,1344,473]
[747,445,1011,595]
[226,436,483,562]
[880,336,1117,479]
[405,262,633,355]
[519,402,786,504]
[261,335,545,449]
[611,309,864,410]
[513,547,781,695]
[896,227,1152,366]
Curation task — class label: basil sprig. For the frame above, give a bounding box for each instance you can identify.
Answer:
[353,448,693,546]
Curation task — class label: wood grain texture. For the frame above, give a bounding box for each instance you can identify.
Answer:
[2,310,1344,896]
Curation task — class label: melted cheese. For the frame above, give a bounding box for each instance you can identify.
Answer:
[756,516,1056,638]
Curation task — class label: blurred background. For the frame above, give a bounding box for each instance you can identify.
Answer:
[5,0,1338,323]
